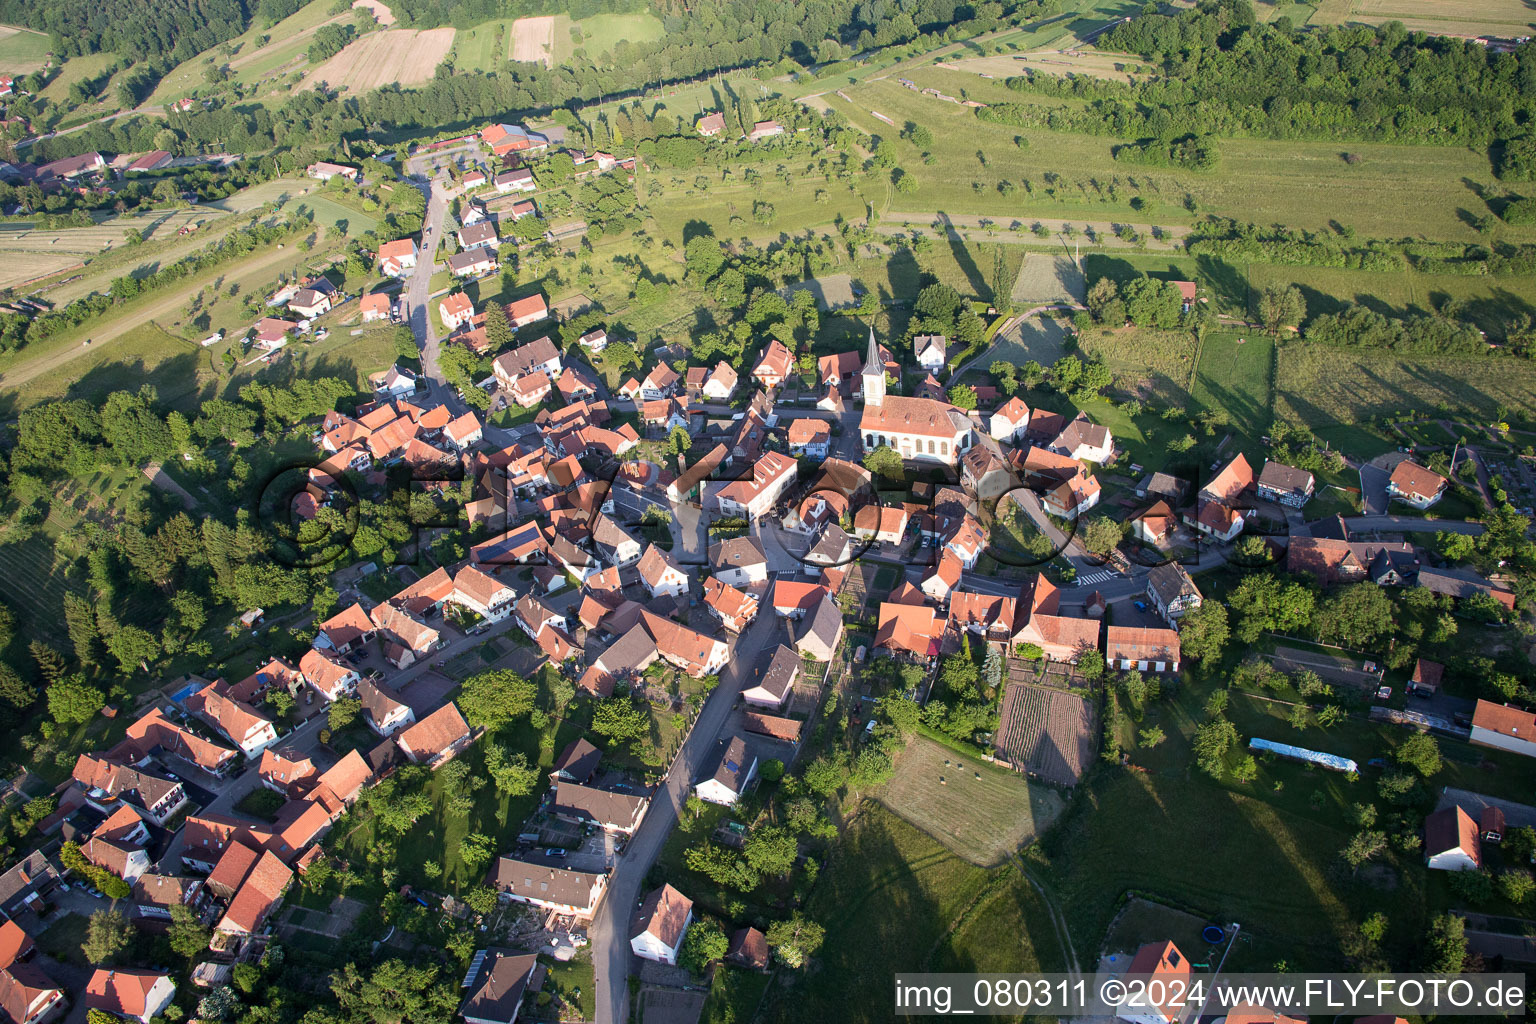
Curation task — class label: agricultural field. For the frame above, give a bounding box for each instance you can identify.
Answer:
[1275,343,1536,428]
[351,0,395,26]
[0,207,220,292]
[758,803,1062,1024]
[453,19,517,72]
[1190,332,1275,439]
[306,28,455,93]
[1304,0,1536,36]
[994,682,1096,786]
[879,733,1066,866]
[953,47,1141,83]
[0,24,52,74]
[1244,262,1536,338]
[1076,325,1197,404]
[987,314,1070,367]
[509,15,555,67]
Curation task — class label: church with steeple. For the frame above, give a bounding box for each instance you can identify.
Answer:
[858,325,973,467]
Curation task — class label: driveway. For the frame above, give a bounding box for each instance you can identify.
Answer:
[1358,454,1403,516]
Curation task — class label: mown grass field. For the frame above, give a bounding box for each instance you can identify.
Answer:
[880,733,1066,867]
[642,172,871,247]
[453,18,516,72]
[0,25,52,74]
[757,803,1061,1024]
[1191,332,1275,438]
[1077,326,1197,404]
[1275,343,1536,427]
[552,12,665,64]
[1301,0,1536,36]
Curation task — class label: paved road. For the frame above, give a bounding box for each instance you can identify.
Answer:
[405,177,456,389]
[1341,515,1484,536]
[590,602,782,1024]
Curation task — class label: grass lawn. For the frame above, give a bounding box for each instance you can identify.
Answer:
[454,19,517,72]
[37,913,89,966]
[537,951,595,1021]
[643,175,869,249]
[553,12,666,64]
[1190,331,1274,439]
[879,733,1066,867]
[0,25,53,73]
[757,803,1060,1024]
[702,967,771,1024]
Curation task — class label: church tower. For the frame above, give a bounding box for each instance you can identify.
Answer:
[861,325,885,408]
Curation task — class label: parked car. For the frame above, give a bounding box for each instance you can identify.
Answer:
[544,848,566,859]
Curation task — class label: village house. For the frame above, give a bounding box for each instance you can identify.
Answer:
[796,594,844,661]
[508,293,550,328]
[377,238,417,277]
[1469,700,1536,758]
[185,682,279,758]
[1013,576,1100,663]
[914,334,947,373]
[440,293,475,330]
[710,536,769,588]
[1424,806,1481,871]
[748,120,784,141]
[703,577,760,633]
[1145,562,1202,624]
[591,514,643,567]
[1050,412,1114,464]
[637,544,689,598]
[492,336,562,390]
[1387,460,1448,509]
[1105,626,1181,673]
[702,362,738,400]
[395,703,473,768]
[491,858,607,919]
[1130,501,1178,547]
[629,884,694,964]
[85,970,176,1024]
[1116,941,1190,1024]
[787,419,831,459]
[752,339,795,389]
[853,504,910,546]
[696,112,726,136]
[695,735,758,806]
[1042,474,1101,520]
[71,755,187,827]
[989,396,1031,442]
[578,327,609,353]
[494,168,535,193]
[357,678,415,736]
[1255,461,1315,507]
[449,249,496,278]
[458,221,499,251]
[742,645,801,710]
[551,781,649,834]
[306,161,358,183]
[458,950,542,1024]
[360,293,391,323]
[640,362,681,400]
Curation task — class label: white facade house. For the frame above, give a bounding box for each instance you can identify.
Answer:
[914,334,947,373]
[629,884,693,965]
[637,545,689,598]
[1469,700,1536,758]
[694,735,758,806]
[710,451,798,520]
[1425,806,1482,871]
[989,397,1031,442]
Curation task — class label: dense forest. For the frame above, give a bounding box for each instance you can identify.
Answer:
[981,0,1536,152]
[0,0,251,61]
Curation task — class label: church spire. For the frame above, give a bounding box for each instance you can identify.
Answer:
[861,324,885,407]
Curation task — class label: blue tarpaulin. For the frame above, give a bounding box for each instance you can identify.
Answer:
[1248,736,1358,773]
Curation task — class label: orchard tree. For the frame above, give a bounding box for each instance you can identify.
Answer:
[767,914,826,968]
[458,669,536,730]
[1258,284,1305,335]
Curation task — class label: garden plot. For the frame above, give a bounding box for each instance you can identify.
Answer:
[994,681,1096,786]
